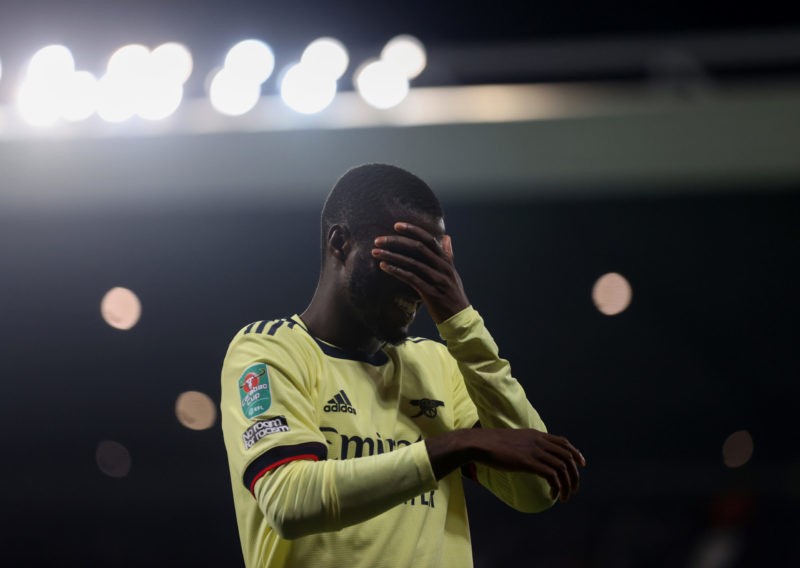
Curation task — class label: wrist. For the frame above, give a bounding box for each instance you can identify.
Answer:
[425,430,475,480]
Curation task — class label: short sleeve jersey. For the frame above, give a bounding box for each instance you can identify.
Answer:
[220,315,481,568]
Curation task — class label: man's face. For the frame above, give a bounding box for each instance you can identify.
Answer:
[345,209,445,345]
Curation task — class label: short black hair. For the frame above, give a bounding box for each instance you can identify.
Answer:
[320,163,442,256]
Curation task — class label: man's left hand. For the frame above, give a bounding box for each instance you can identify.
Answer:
[372,222,470,323]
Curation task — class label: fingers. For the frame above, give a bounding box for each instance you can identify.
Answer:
[525,432,585,503]
[372,247,447,288]
[374,222,450,267]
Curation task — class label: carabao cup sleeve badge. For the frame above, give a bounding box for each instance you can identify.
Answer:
[238,363,272,419]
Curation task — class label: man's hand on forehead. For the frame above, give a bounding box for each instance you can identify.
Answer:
[371,221,469,323]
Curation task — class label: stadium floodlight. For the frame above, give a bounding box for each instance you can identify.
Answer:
[137,80,183,121]
[209,68,262,116]
[27,44,75,82]
[301,37,349,80]
[224,39,275,84]
[60,71,99,122]
[107,44,150,77]
[355,59,409,109]
[279,62,337,115]
[17,76,62,126]
[150,42,193,84]
[96,71,139,123]
[380,35,427,80]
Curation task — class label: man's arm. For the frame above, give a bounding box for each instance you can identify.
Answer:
[372,221,586,506]
[223,326,582,541]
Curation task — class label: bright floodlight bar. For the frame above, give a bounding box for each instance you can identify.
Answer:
[2,35,427,128]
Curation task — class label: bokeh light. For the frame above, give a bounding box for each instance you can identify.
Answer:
[301,37,349,80]
[150,42,193,84]
[175,391,217,430]
[280,63,337,114]
[96,71,138,122]
[722,430,754,468]
[107,44,150,77]
[96,440,132,478]
[224,39,275,83]
[137,80,184,121]
[592,272,633,315]
[209,68,262,116]
[355,59,410,109]
[61,71,99,122]
[101,287,142,330]
[27,44,75,82]
[17,76,62,126]
[381,35,427,79]
[18,45,78,126]
[94,43,189,123]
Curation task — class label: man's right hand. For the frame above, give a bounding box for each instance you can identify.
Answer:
[425,428,586,502]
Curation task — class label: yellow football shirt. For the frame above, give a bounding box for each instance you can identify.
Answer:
[221,307,551,568]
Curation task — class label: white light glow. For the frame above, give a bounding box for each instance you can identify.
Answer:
[355,60,409,109]
[61,71,99,122]
[137,80,183,121]
[17,77,62,126]
[280,63,337,114]
[150,42,193,84]
[381,35,427,79]
[96,72,138,123]
[301,37,349,80]
[209,68,262,116]
[27,44,75,82]
[224,39,275,84]
[107,44,150,77]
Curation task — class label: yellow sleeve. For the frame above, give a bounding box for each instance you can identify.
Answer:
[437,306,555,513]
[254,442,437,539]
[221,319,438,540]
[221,321,328,495]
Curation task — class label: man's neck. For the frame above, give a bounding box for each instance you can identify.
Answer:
[300,287,384,356]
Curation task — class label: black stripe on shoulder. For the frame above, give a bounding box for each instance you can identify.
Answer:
[254,320,269,334]
[244,442,328,493]
[243,321,261,335]
[267,319,286,336]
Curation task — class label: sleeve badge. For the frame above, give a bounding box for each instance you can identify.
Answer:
[238,363,272,419]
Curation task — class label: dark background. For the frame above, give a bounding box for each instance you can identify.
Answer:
[1,188,797,566]
[1,1,799,567]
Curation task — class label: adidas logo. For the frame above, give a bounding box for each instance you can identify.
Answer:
[324,390,357,415]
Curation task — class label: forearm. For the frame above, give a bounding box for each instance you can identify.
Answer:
[426,428,556,512]
[254,441,437,539]
[438,306,545,431]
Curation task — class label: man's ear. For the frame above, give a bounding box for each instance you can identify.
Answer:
[327,224,352,262]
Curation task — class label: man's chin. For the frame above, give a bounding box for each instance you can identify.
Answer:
[375,324,410,346]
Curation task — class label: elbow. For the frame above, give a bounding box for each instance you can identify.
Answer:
[506,475,558,514]
[510,494,556,514]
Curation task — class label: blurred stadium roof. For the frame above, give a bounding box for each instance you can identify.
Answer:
[2,0,800,93]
